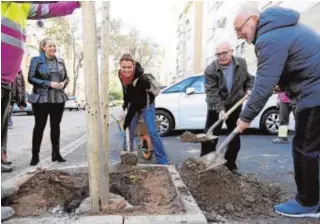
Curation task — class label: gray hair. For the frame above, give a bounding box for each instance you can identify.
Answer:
[237,5,261,18]
[216,41,233,51]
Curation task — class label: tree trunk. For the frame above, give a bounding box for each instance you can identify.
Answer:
[72,31,77,96]
[99,1,111,206]
[81,2,101,212]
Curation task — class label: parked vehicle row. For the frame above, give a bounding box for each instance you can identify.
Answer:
[155,74,295,136]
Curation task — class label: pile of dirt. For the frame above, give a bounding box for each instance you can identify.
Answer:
[109,167,184,215]
[180,131,199,142]
[180,158,284,220]
[7,170,89,216]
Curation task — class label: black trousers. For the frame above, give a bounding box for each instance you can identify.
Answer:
[1,84,11,154]
[279,102,293,126]
[32,103,65,155]
[293,106,320,206]
[201,107,241,170]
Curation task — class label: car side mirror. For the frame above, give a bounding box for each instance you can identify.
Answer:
[186,87,196,95]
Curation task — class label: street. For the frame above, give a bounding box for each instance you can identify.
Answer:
[5,107,317,224]
[2,106,296,197]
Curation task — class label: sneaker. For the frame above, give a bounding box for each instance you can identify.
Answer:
[1,164,13,173]
[1,206,15,221]
[274,199,320,218]
[272,137,289,144]
[1,185,19,199]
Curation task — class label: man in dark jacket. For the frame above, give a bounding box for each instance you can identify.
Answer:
[9,70,27,128]
[234,6,320,217]
[203,41,252,175]
[1,70,26,173]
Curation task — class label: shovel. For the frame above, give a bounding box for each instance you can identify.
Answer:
[120,128,139,166]
[180,95,247,143]
[198,127,240,172]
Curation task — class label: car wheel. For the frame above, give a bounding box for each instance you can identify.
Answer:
[69,109,72,111]
[155,110,173,137]
[260,108,280,135]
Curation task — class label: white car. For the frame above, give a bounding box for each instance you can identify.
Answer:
[65,96,81,111]
[155,74,295,136]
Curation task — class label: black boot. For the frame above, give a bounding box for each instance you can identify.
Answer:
[52,152,66,162]
[30,154,39,166]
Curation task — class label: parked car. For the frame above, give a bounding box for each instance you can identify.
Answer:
[65,96,81,111]
[155,74,295,136]
[12,102,33,115]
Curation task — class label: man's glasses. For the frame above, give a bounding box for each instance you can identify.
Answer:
[235,16,252,33]
[215,50,230,57]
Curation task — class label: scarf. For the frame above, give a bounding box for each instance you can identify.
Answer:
[119,68,135,87]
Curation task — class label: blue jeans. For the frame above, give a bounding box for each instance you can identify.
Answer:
[123,104,168,164]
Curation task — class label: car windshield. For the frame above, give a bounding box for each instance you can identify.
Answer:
[189,76,205,93]
[163,77,197,93]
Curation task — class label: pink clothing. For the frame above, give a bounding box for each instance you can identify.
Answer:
[278,92,291,103]
[1,2,80,84]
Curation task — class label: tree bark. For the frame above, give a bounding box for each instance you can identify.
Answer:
[81,2,101,212]
[99,1,111,207]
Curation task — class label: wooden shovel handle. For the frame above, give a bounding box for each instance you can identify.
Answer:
[207,95,248,135]
[126,128,130,152]
[225,95,248,116]
[216,128,239,154]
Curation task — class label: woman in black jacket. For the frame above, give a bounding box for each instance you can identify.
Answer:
[119,53,168,164]
[28,37,69,166]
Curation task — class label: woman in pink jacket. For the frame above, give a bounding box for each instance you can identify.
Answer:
[1,1,81,222]
[273,86,294,144]
[1,1,80,173]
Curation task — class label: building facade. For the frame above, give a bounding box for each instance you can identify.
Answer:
[175,1,204,83]
[175,1,320,80]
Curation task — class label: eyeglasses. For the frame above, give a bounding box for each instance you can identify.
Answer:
[235,16,252,33]
[215,50,230,57]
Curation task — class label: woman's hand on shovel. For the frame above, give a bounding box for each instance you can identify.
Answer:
[236,118,251,133]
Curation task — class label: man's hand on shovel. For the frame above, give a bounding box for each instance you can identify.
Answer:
[236,118,251,133]
[219,110,228,121]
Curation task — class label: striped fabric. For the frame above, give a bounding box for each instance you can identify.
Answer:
[1,2,80,84]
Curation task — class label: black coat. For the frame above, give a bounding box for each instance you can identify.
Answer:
[204,56,252,112]
[28,53,69,103]
[119,62,154,129]
[11,70,27,107]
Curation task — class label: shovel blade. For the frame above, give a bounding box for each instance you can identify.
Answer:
[180,131,218,143]
[120,152,138,166]
[198,151,227,173]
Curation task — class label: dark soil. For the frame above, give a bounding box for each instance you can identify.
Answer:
[107,167,184,215]
[180,157,284,220]
[6,167,183,217]
[6,170,89,216]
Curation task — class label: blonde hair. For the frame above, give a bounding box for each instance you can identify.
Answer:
[39,37,54,55]
[119,53,135,64]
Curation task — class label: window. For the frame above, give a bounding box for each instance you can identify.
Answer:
[162,77,197,94]
[190,76,205,93]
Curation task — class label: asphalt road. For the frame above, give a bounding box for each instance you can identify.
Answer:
[3,107,317,223]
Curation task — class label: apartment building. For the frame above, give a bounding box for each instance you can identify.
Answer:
[175,1,204,82]
[175,1,320,79]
